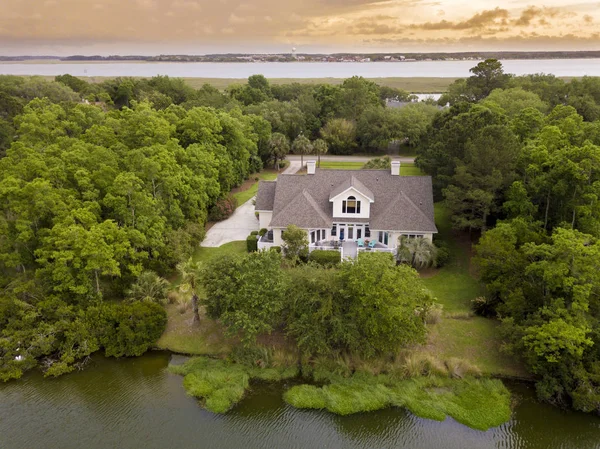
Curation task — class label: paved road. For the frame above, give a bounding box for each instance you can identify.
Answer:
[286,155,416,163]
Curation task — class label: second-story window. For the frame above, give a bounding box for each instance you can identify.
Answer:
[342,196,361,214]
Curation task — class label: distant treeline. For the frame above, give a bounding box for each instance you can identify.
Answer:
[2,51,600,62]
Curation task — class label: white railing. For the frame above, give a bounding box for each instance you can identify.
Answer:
[357,247,396,256]
[258,240,276,251]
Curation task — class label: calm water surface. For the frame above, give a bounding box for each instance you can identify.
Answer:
[1,59,600,78]
[1,352,599,449]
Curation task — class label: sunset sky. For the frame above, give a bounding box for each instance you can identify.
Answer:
[2,0,599,55]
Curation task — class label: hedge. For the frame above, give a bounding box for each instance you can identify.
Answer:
[259,228,268,237]
[246,235,258,252]
[250,230,259,236]
[309,250,341,267]
[270,246,282,253]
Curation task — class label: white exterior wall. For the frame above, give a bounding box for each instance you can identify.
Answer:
[331,188,372,219]
[273,228,284,246]
[258,211,272,229]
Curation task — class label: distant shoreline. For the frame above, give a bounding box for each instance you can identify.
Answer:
[2,57,600,64]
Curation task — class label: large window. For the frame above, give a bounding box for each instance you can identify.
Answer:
[331,224,337,236]
[342,196,361,214]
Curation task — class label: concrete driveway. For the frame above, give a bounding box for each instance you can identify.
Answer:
[201,198,260,247]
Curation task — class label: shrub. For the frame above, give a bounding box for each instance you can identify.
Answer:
[434,240,451,267]
[125,271,170,305]
[270,246,281,253]
[445,358,482,378]
[208,195,238,222]
[363,155,391,169]
[424,303,443,324]
[471,296,497,317]
[89,302,167,358]
[403,353,448,378]
[167,291,179,304]
[246,235,258,252]
[259,228,268,237]
[308,250,341,267]
[250,230,258,236]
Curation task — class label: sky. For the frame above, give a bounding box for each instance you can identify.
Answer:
[1,0,599,55]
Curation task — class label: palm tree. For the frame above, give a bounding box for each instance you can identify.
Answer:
[398,236,437,268]
[292,134,313,168]
[176,258,203,325]
[268,132,290,170]
[126,271,170,304]
[312,138,328,168]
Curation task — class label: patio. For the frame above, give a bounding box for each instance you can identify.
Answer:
[310,239,393,259]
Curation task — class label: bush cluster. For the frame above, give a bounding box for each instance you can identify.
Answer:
[246,234,258,252]
[308,250,341,267]
[208,195,238,222]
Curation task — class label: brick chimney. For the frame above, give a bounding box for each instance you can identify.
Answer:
[391,161,401,176]
[307,160,316,175]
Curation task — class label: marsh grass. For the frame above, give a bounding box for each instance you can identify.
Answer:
[284,375,511,430]
[169,355,299,413]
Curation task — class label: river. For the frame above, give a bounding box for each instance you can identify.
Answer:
[1,59,600,79]
[1,352,599,449]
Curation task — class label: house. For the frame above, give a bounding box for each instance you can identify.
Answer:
[255,161,437,256]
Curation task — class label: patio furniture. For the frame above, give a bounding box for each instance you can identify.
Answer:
[368,240,376,249]
[357,238,364,248]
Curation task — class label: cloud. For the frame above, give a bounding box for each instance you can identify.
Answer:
[410,8,509,31]
[0,0,599,54]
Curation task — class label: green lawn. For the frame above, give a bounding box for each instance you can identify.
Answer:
[420,204,528,378]
[318,161,425,176]
[319,161,364,170]
[232,172,278,205]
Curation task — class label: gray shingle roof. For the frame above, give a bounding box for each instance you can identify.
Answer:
[329,176,374,201]
[255,180,276,211]
[257,169,437,233]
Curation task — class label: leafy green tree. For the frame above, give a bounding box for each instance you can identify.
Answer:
[339,252,432,357]
[321,118,357,155]
[282,225,309,263]
[338,76,383,120]
[291,134,313,168]
[482,88,548,117]
[202,251,286,345]
[466,59,511,100]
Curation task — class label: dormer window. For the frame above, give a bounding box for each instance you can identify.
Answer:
[342,196,361,214]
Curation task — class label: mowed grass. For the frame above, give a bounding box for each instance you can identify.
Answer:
[318,161,425,176]
[421,204,528,378]
[232,171,278,205]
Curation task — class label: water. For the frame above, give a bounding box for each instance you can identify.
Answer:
[1,59,600,79]
[1,352,599,449]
